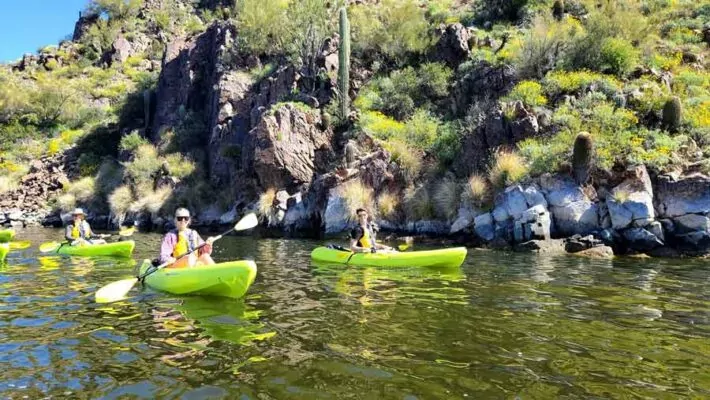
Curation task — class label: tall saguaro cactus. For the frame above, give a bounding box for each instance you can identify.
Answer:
[338,7,351,122]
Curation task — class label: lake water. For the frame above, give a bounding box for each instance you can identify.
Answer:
[1,227,709,399]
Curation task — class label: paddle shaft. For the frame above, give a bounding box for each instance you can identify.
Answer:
[137,228,234,283]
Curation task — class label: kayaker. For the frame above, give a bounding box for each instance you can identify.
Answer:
[350,208,393,253]
[160,208,216,268]
[65,208,105,245]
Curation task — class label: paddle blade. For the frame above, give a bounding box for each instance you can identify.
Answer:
[9,240,31,250]
[398,244,409,251]
[95,278,138,303]
[118,227,136,237]
[39,241,61,253]
[235,213,258,231]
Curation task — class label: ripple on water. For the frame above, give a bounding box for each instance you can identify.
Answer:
[1,231,710,398]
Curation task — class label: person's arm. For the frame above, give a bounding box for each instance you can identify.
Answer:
[159,233,177,264]
[84,222,94,239]
[194,232,213,256]
[65,225,74,242]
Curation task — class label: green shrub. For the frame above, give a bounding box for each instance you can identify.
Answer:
[163,153,196,179]
[258,188,276,217]
[349,0,432,63]
[431,123,462,167]
[404,109,440,149]
[503,81,548,107]
[119,131,149,152]
[515,15,582,79]
[88,0,142,20]
[543,70,621,99]
[124,144,161,186]
[359,111,406,141]
[234,0,295,56]
[77,153,102,176]
[599,37,639,76]
[355,63,452,120]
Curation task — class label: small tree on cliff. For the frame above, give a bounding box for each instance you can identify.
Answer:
[338,7,351,122]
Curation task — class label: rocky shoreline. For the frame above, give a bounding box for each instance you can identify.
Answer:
[3,159,710,259]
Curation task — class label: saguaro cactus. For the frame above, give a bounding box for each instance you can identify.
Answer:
[572,132,593,185]
[552,0,564,20]
[338,7,351,122]
[662,96,682,133]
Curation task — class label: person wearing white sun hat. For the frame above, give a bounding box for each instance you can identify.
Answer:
[65,208,105,245]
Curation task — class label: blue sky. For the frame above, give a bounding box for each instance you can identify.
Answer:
[0,0,88,62]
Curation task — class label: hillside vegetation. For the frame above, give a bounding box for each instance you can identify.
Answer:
[0,0,708,223]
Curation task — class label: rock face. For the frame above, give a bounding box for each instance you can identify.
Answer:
[72,11,99,42]
[540,175,599,236]
[247,104,334,191]
[431,23,470,67]
[0,153,70,226]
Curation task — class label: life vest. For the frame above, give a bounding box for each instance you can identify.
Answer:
[71,222,89,239]
[357,225,374,248]
[172,229,196,257]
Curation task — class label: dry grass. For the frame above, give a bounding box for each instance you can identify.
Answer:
[404,185,434,221]
[612,189,630,204]
[433,179,460,221]
[142,187,173,214]
[68,177,97,202]
[463,173,489,207]
[0,176,18,195]
[258,188,276,217]
[339,180,375,222]
[377,191,399,220]
[164,153,196,179]
[489,150,529,188]
[56,193,77,212]
[109,185,134,217]
[386,140,423,181]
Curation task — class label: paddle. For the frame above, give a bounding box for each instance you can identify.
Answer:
[94,213,258,303]
[9,240,32,250]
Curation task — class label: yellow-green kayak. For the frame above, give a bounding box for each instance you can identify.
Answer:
[138,259,257,299]
[0,229,15,243]
[311,246,467,268]
[0,243,8,262]
[56,240,135,258]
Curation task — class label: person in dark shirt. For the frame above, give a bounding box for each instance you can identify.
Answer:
[349,208,393,253]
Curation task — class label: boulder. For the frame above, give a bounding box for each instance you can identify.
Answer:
[359,150,395,193]
[607,166,655,228]
[451,61,517,117]
[219,206,238,224]
[500,185,528,220]
[509,101,539,141]
[564,234,603,253]
[573,246,614,259]
[474,212,495,241]
[523,185,547,209]
[655,174,710,218]
[249,103,333,191]
[672,213,710,234]
[623,228,664,251]
[450,207,477,234]
[491,205,509,223]
[646,221,665,242]
[514,239,566,255]
[540,175,586,207]
[323,186,351,235]
[431,23,470,67]
[110,35,133,64]
[551,201,600,237]
[410,220,450,236]
[72,12,99,42]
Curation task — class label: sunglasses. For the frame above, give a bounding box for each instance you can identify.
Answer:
[176,216,190,221]
[357,213,368,218]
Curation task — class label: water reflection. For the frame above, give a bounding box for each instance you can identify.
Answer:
[0,228,709,398]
